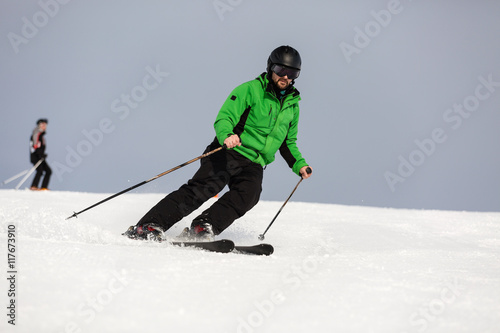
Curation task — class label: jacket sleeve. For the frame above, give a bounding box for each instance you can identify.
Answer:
[214,83,250,145]
[31,129,44,158]
[279,107,308,175]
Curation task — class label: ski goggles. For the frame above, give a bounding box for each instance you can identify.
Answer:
[271,64,300,80]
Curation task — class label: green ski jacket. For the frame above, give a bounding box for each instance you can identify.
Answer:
[214,73,308,175]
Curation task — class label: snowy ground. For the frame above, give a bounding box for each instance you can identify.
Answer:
[0,189,499,333]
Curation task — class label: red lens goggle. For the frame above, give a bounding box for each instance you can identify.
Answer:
[271,64,300,80]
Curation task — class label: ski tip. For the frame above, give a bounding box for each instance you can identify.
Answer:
[234,243,274,256]
[260,243,274,256]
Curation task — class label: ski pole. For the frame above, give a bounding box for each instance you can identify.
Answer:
[15,158,44,190]
[258,167,312,241]
[2,169,29,186]
[66,145,226,220]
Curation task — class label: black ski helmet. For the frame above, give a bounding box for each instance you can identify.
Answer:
[267,45,301,72]
[37,118,48,125]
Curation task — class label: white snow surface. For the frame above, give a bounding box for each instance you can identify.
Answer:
[1,189,499,333]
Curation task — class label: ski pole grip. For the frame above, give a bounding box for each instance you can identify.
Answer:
[306,167,312,174]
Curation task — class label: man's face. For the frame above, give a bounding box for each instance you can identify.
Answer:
[271,71,293,90]
[39,122,47,131]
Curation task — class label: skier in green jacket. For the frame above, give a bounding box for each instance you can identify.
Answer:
[124,45,313,241]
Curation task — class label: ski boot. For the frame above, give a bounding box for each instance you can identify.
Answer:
[122,223,164,242]
[177,222,215,242]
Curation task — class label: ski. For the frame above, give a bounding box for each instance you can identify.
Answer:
[234,244,274,256]
[170,239,235,253]
[123,227,273,255]
[170,240,273,255]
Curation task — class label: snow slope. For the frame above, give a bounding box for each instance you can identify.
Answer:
[0,189,499,333]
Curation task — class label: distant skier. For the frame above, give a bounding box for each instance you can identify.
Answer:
[30,118,51,191]
[124,45,313,241]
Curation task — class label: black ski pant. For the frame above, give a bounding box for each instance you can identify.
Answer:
[137,140,263,235]
[31,159,52,189]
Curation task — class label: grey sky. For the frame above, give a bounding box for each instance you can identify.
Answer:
[1,0,499,212]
